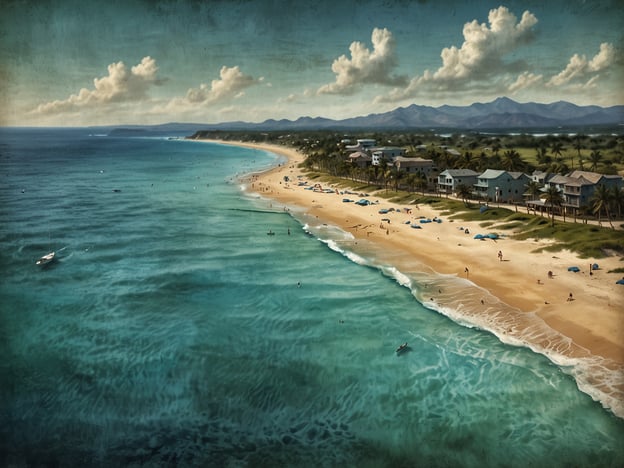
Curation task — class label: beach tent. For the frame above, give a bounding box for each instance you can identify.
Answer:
[616,279,624,285]
[480,206,489,213]
[486,233,499,239]
[567,266,580,272]
[592,263,599,270]
[473,234,484,239]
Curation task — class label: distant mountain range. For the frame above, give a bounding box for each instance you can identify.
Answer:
[106,97,623,134]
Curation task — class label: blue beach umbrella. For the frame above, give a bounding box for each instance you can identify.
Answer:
[616,279,624,285]
[567,266,580,272]
[474,234,484,239]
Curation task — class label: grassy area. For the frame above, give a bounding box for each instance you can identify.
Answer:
[437,201,624,258]
[298,169,624,259]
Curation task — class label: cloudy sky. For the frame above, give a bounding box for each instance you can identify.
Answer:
[1,0,622,126]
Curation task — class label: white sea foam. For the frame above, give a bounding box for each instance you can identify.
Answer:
[293,211,624,419]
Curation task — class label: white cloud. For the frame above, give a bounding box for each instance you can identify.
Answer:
[433,7,537,81]
[180,66,258,105]
[34,56,160,115]
[547,42,616,86]
[376,6,538,104]
[318,27,407,95]
[152,65,261,121]
[508,71,542,93]
[588,43,616,72]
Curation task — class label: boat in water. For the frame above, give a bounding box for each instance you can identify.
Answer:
[36,251,55,267]
[396,342,408,354]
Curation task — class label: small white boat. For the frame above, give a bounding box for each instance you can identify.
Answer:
[36,251,55,267]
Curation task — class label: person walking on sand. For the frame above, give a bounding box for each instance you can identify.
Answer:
[498,250,503,262]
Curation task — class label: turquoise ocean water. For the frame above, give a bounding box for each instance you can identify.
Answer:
[1,128,623,467]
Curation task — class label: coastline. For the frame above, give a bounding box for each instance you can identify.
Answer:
[198,138,624,417]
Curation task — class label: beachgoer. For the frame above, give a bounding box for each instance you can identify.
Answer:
[464,267,469,277]
[548,271,553,279]
[567,292,574,302]
[498,250,503,261]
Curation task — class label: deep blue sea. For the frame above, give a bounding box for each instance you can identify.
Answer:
[1,128,623,467]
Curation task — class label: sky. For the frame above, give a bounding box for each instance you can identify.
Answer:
[1,0,622,127]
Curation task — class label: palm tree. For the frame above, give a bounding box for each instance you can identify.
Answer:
[591,184,614,229]
[491,141,501,158]
[551,141,564,162]
[543,185,564,227]
[588,150,603,172]
[415,172,428,195]
[610,186,624,218]
[573,134,586,170]
[502,149,525,172]
[477,152,490,171]
[383,167,393,192]
[455,183,473,206]
[459,151,475,170]
[524,180,542,200]
[392,168,404,192]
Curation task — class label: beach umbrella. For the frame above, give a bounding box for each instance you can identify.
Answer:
[616,279,624,285]
[567,266,580,272]
[474,234,484,239]
[592,263,599,270]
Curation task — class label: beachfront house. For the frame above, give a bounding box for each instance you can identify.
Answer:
[345,139,377,153]
[437,169,479,195]
[371,146,405,166]
[544,170,623,213]
[348,151,372,168]
[530,170,553,185]
[393,156,438,189]
[473,169,529,203]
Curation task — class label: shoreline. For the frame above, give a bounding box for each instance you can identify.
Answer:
[196,138,624,416]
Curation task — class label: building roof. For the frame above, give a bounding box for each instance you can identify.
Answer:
[478,169,506,179]
[349,152,371,160]
[439,169,479,177]
[393,156,434,166]
[567,170,603,184]
[478,169,526,180]
[372,146,403,151]
[550,174,594,187]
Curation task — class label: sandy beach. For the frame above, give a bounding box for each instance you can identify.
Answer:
[200,138,624,413]
[210,139,624,360]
